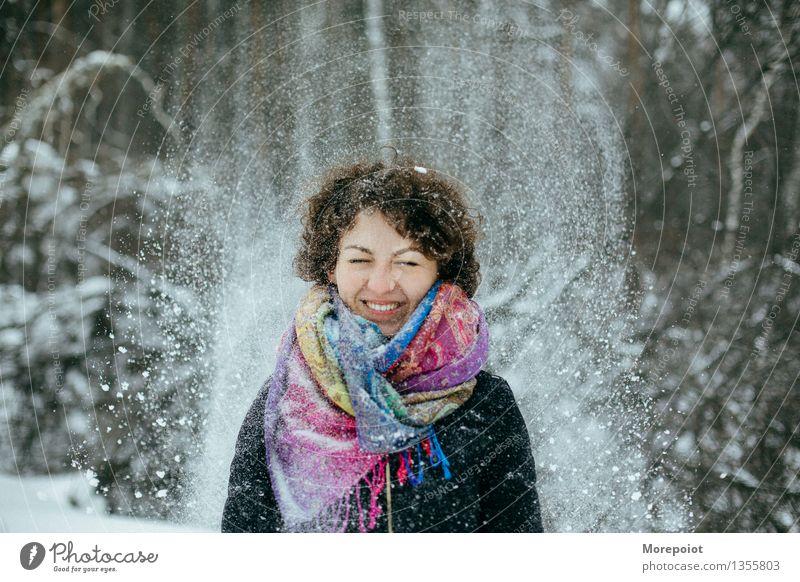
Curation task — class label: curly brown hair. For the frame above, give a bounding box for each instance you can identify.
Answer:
[294,157,483,297]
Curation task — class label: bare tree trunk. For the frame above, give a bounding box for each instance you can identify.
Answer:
[249,0,267,106]
[626,0,642,129]
[780,109,800,240]
[777,0,800,242]
[365,0,392,144]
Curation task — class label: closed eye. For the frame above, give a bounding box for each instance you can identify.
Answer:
[397,261,419,267]
[348,258,370,264]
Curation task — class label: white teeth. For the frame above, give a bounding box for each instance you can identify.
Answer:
[366,302,399,312]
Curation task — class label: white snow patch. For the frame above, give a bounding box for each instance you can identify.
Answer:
[0,473,206,532]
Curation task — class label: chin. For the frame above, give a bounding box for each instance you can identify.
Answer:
[378,325,399,337]
[368,319,398,336]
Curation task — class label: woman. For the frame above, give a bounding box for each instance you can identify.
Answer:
[221,158,543,532]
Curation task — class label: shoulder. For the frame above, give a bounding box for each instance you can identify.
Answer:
[475,369,512,390]
[247,377,271,418]
[233,378,271,447]
[463,370,532,441]
[470,370,520,414]
[254,377,271,405]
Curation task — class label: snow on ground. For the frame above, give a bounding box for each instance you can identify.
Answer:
[0,473,211,532]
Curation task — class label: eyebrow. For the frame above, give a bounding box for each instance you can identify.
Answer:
[342,245,421,256]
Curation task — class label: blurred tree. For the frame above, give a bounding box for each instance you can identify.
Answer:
[0,44,217,519]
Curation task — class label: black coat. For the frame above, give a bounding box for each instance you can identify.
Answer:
[221,370,543,532]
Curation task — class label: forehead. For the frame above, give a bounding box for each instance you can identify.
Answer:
[340,211,419,249]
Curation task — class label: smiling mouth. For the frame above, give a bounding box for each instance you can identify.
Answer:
[361,300,403,314]
[366,302,399,311]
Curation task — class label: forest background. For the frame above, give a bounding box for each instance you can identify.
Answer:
[0,0,798,532]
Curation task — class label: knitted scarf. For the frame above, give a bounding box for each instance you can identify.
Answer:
[263,280,489,532]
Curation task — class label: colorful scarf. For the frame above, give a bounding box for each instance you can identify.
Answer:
[263,281,489,532]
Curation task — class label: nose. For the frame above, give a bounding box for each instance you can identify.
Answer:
[366,264,397,294]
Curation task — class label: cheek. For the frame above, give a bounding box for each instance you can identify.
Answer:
[410,271,438,301]
[330,266,363,295]
[421,266,438,288]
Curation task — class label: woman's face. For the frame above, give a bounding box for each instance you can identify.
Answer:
[329,210,438,336]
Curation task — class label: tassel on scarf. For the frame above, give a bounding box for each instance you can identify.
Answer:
[427,426,452,480]
[364,457,387,530]
[394,426,451,488]
[397,452,408,485]
[310,427,453,531]
[320,458,387,533]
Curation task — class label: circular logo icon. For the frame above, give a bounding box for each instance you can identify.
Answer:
[20,542,46,570]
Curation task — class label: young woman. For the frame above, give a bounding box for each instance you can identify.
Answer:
[221,158,543,532]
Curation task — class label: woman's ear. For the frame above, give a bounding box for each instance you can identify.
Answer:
[327,270,337,284]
